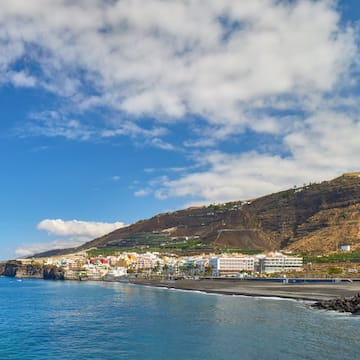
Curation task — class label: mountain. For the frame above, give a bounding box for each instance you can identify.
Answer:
[34,173,360,257]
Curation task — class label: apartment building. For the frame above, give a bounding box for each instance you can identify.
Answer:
[210,256,255,276]
[258,256,303,274]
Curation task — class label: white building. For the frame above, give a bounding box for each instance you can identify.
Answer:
[210,257,255,276]
[259,256,303,274]
[131,252,160,271]
[341,245,351,252]
[105,267,127,277]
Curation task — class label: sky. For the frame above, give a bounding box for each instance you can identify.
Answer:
[1,0,360,260]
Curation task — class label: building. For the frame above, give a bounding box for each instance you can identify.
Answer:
[341,245,351,252]
[131,252,159,271]
[258,255,303,274]
[210,257,255,276]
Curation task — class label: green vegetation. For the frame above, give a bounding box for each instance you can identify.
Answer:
[86,243,267,257]
[86,247,122,256]
[207,201,242,212]
[327,267,342,275]
[271,189,296,200]
[86,239,209,256]
[160,239,203,250]
[207,203,222,210]
[304,251,360,264]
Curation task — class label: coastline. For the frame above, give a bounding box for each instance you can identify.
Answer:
[3,274,360,312]
[3,267,360,303]
[128,278,360,302]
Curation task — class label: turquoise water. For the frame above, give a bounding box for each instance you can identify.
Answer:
[0,277,359,359]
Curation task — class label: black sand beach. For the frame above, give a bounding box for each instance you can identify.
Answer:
[129,278,360,301]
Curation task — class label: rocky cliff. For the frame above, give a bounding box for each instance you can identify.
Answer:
[0,261,64,280]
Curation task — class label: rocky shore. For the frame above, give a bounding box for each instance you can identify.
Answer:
[312,294,360,314]
[0,261,64,280]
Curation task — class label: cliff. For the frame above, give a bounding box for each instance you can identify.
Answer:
[0,261,64,280]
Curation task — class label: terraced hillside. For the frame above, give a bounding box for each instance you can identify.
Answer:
[35,173,360,256]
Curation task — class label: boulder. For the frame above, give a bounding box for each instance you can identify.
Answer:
[312,294,360,314]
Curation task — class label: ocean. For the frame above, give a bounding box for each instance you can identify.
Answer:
[0,277,359,360]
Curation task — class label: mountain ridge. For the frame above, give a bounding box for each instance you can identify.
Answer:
[34,173,360,257]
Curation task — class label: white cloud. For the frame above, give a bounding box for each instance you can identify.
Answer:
[15,218,127,257]
[8,71,37,87]
[23,111,94,140]
[37,219,126,238]
[15,236,91,258]
[1,1,360,204]
[20,111,169,144]
[157,109,360,203]
[0,0,356,128]
[134,189,150,197]
[156,151,297,202]
[100,122,167,139]
[285,111,360,170]
[150,138,176,151]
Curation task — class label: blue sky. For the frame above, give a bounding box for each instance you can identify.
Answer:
[1,0,360,260]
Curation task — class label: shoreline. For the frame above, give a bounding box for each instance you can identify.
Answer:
[3,274,360,303]
[128,278,360,302]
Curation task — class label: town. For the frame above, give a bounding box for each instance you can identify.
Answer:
[15,252,304,281]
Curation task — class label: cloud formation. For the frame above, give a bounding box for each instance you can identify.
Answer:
[37,219,126,238]
[1,1,355,125]
[15,219,126,257]
[156,109,360,203]
[2,1,360,203]
[15,237,91,258]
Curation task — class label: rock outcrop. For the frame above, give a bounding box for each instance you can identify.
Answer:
[312,294,360,314]
[43,266,65,280]
[0,262,64,280]
[1,261,22,277]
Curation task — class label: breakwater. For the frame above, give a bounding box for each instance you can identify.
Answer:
[312,294,360,314]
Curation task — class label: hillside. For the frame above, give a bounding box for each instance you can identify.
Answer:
[35,173,360,257]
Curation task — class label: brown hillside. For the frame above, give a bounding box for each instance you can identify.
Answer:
[34,173,360,257]
[285,203,360,254]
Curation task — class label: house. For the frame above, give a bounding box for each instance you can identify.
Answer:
[341,245,351,252]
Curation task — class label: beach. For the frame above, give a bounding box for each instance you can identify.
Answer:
[129,278,360,301]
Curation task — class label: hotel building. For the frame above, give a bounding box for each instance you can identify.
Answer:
[210,257,255,276]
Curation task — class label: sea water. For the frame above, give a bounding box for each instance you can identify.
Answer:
[0,277,359,360]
